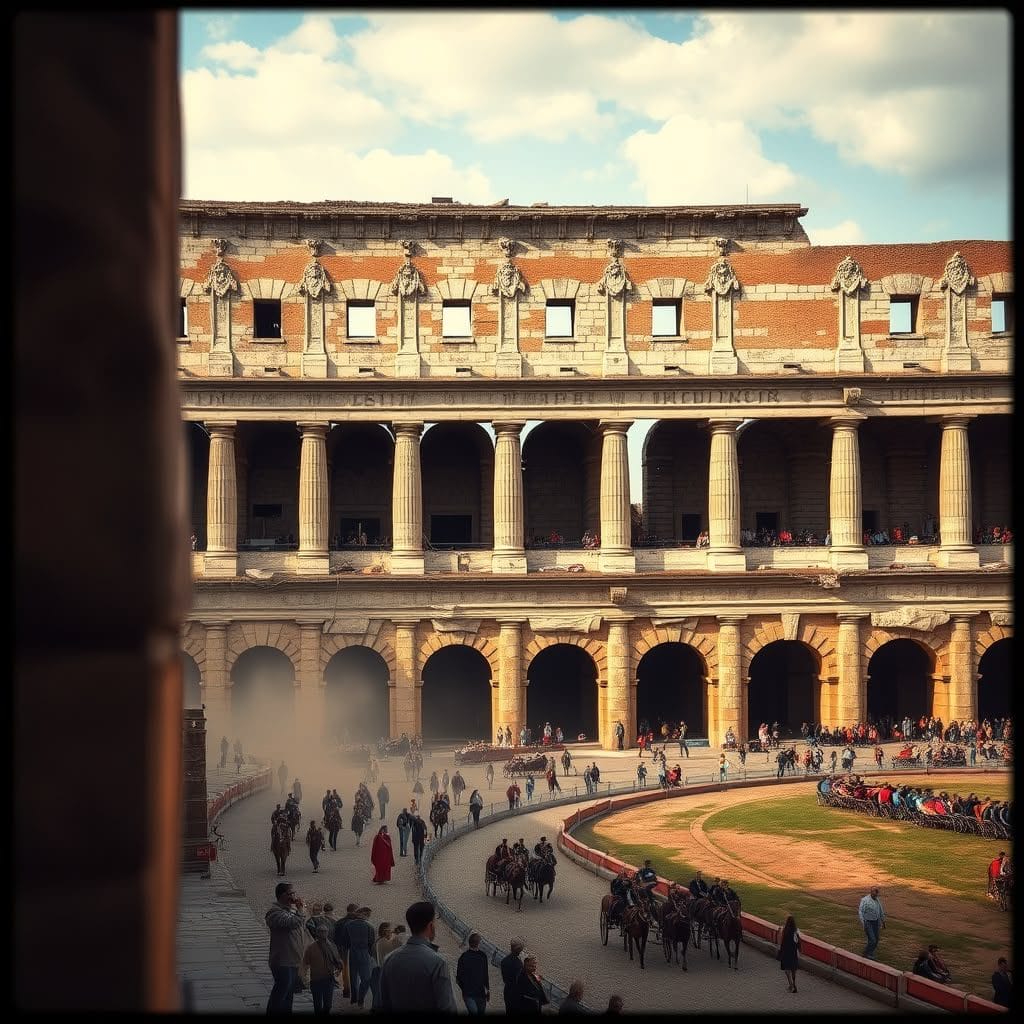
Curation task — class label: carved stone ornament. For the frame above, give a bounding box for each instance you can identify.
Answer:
[870,607,950,632]
[830,255,868,296]
[493,260,527,300]
[597,239,632,298]
[498,237,517,259]
[305,238,324,258]
[941,251,975,295]
[203,239,238,299]
[298,256,332,299]
[703,255,740,296]
[843,387,862,406]
[390,240,426,298]
[713,236,730,257]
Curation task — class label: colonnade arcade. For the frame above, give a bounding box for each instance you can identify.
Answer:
[182,616,1012,753]
[187,413,1010,576]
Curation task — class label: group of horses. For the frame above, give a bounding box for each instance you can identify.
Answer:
[484,850,557,910]
[599,881,742,971]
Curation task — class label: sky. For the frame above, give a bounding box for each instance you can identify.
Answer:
[179,8,1012,500]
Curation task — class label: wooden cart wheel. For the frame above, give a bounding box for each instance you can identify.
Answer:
[600,909,609,946]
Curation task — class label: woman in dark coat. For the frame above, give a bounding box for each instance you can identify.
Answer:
[778,915,801,992]
[351,809,365,846]
[510,954,549,1014]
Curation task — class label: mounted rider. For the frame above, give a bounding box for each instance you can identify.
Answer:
[533,836,554,860]
[708,877,726,905]
[511,838,528,860]
[495,838,512,862]
[721,879,739,904]
[634,859,659,911]
[688,870,710,899]
[609,869,634,922]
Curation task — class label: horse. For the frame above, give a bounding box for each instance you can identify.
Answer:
[712,899,743,969]
[430,802,449,839]
[621,899,651,969]
[688,896,716,954]
[492,855,527,911]
[660,894,692,970]
[485,854,505,897]
[529,854,556,903]
[271,819,291,876]
[285,805,301,840]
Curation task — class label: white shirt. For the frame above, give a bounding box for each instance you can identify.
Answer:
[858,894,884,924]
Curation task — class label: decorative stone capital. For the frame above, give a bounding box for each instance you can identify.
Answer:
[828,415,862,432]
[597,240,632,298]
[598,419,633,434]
[491,241,527,299]
[204,420,237,436]
[704,255,740,296]
[941,414,975,430]
[392,421,424,438]
[491,420,525,436]
[830,255,868,296]
[203,239,239,298]
[950,612,977,625]
[706,418,742,434]
[836,613,869,624]
[296,421,329,437]
[298,240,332,299]
[941,251,975,295]
[391,241,426,298]
[717,615,747,626]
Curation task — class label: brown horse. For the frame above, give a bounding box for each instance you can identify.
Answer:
[659,895,692,970]
[712,899,743,969]
[485,854,507,897]
[503,856,528,911]
[688,896,717,955]
[271,819,291,876]
[529,855,556,903]
[621,901,651,969]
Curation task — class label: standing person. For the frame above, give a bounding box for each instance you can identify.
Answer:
[293,778,303,804]
[456,932,490,1015]
[637,762,648,788]
[219,735,229,768]
[485,762,495,789]
[505,725,513,747]
[469,788,484,827]
[305,819,325,873]
[379,901,458,1012]
[559,980,586,1014]
[441,768,450,794]
[497,726,504,747]
[372,922,401,1009]
[591,763,601,787]
[719,752,730,782]
[411,811,428,865]
[777,914,801,992]
[429,770,439,796]
[235,749,244,774]
[451,769,466,805]
[525,774,535,803]
[377,781,389,821]
[510,953,549,1014]
[278,761,289,797]
[338,906,377,1008]
[614,719,625,751]
[351,808,365,847]
[506,780,521,810]
[371,825,396,884]
[332,904,359,998]
[679,720,689,758]
[301,925,343,1016]
[500,939,525,1013]
[991,957,1013,1008]
[265,881,308,1014]
[858,886,886,960]
[561,748,572,776]
[396,807,412,857]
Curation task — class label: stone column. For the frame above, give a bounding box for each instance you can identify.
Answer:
[201,620,230,741]
[835,614,867,727]
[604,620,632,750]
[936,415,979,567]
[706,420,745,571]
[598,420,635,572]
[205,422,238,577]
[828,417,868,570]
[296,422,329,575]
[392,621,419,738]
[296,619,324,742]
[492,422,527,574]
[947,614,977,722]
[497,620,525,740]
[715,616,745,746]
[391,422,424,575]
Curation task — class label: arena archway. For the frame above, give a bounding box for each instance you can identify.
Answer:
[866,639,934,725]
[421,645,492,744]
[978,638,1011,721]
[747,641,820,740]
[324,646,390,745]
[181,652,202,708]
[230,646,295,756]
[636,643,708,737]
[526,644,599,742]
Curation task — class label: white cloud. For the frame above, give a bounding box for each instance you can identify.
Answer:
[275,14,341,58]
[200,14,240,42]
[808,220,866,246]
[622,115,798,205]
[200,40,262,72]
[183,144,493,204]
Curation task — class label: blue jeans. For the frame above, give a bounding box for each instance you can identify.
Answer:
[369,965,382,1009]
[862,919,881,959]
[349,950,373,1005]
[463,994,487,1014]
[310,977,335,1015]
[398,826,410,855]
[267,965,298,1013]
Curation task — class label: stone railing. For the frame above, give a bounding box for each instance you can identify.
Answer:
[207,762,272,829]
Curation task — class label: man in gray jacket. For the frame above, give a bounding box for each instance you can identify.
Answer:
[337,906,377,1008]
[265,881,308,1013]
[380,901,458,1012]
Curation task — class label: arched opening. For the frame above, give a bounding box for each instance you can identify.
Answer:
[237,423,300,547]
[186,423,209,550]
[748,641,820,740]
[526,644,599,741]
[324,646,391,745]
[523,421,600,546]
[328,423,393,547]
[230,647,295,756]
[978,638,1011,720]
[866,639,934,725]
[421,645,492,744]
[420,423,494,546]
[636,643,708,736]
[641,422,709,544]
[181,651,201,708]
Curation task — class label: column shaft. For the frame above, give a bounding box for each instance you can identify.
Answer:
[599,421,635,572]
[205,423,238,576]
[497,621,525,738]
[836,615,866,726]
[492,423,526,573]
[604,621,631,750]
[707,420,745,570]
[715,617,745,745]
[297,423,329,573]
[391,423,424,574]
[937,416,978,566]
[296,622,324,741]
[393,623,419,738]
[829,418,868,569]
[201,622,230,740]
[947,615,976,722]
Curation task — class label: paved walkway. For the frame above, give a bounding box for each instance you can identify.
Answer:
[176,740,947,1012]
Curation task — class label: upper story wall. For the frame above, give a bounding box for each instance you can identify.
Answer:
[175,200,1012,381]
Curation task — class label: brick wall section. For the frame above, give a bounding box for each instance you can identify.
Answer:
[177,207,1012,378]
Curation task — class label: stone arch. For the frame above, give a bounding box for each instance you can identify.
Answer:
[633,619,718,679]
[877,273,930,297]
[523,631,607,681]
[243,277,294,300]
[434,277,480,301]
[641,276,695,300]
[974,618,1013,660]
[226,621,301,677]
[182,624,206,684]
[865,636,938,725]
[742,618,837,680]
[419,630,499,682]
[864,627,947,679]
[536,278,582,301]
[320,629,397,679]
[337,279,385,301]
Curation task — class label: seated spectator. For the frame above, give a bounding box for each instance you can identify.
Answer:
[913,949,942,982]
[927,946,951,983]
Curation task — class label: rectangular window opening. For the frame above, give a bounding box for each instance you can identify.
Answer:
[337,517,382,545]
[442,300,472,338]
[889,296,916,335]
[992,295,1013,333]
[680,513,701,542]
[755,512,779,533]
[545,299,574,338]
[652,299,681,337]
[862,510,879,533]
[178,297,188,337]
[253,299,282,339]
[347,301,376,339]
[430,514,473,544]
[253,503,283,520]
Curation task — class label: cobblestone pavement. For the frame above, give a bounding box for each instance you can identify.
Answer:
[203,741,939,1013]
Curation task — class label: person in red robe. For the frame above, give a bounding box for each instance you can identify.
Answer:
[370,825,395,884]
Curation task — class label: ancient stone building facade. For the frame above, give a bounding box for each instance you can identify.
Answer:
[178,199,1012,752]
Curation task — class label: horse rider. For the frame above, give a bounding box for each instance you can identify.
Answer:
[610,869,633,921]
[495,838,512,863]
[285,793,298,815]
[688,870,710,899]
[709,877,726,906]
[721,880,739,904]
[533,836,554,861]
[561,749,572,775]
[634,859,659,912]
[511,838,528,860]
[271,803,285,825]
[667,882,689,910]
